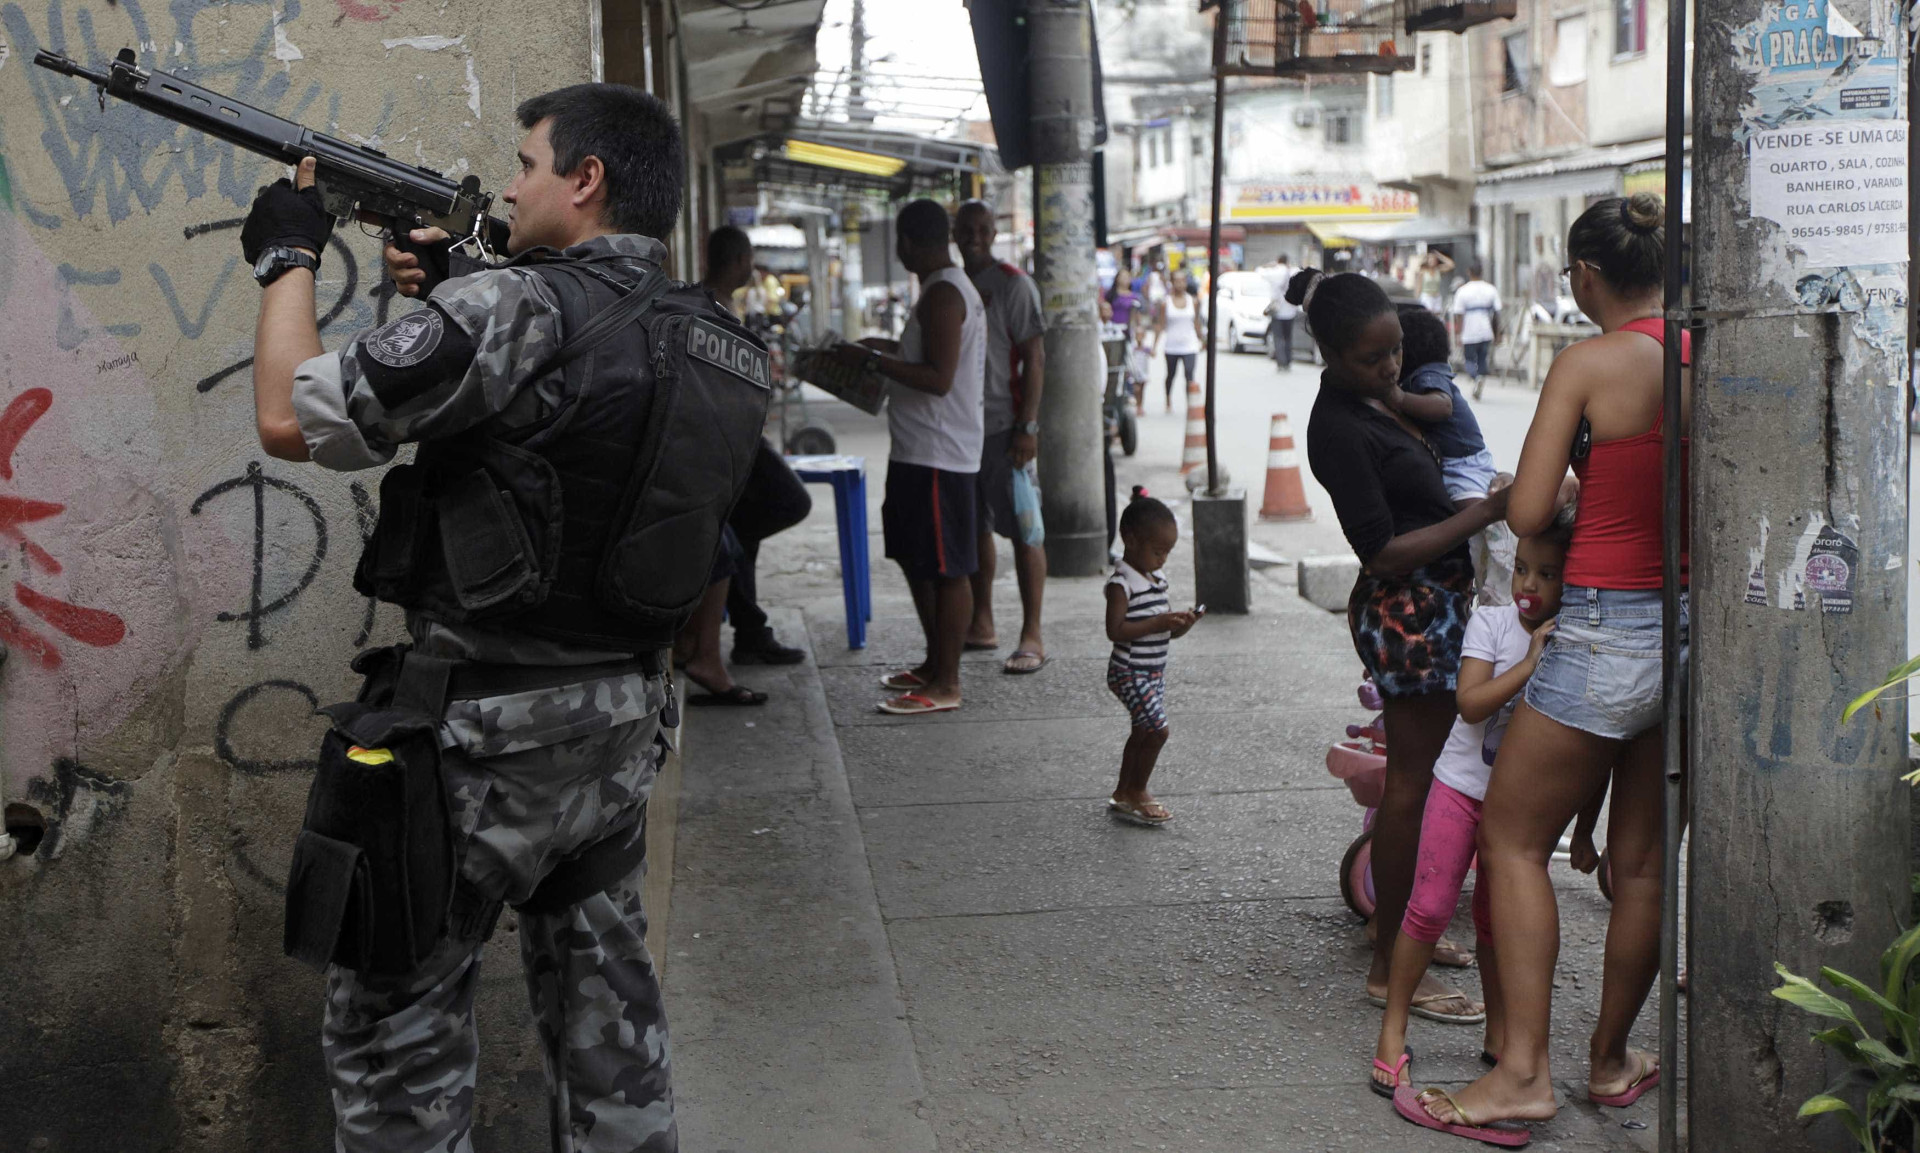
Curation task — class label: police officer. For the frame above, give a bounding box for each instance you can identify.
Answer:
[241,83,756,1152]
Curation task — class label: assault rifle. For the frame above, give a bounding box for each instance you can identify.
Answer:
[34,47,510,259]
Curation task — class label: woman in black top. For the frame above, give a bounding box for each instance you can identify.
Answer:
[1295,270,1510,1032]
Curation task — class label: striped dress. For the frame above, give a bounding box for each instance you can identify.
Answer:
[1107,559,1172,731]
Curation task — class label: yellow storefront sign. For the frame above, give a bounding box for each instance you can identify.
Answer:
[1229,181,1419,222]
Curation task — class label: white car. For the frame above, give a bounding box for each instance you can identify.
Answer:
[1216,271,1275,354]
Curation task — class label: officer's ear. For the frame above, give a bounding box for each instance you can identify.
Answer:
[571,154,609,219]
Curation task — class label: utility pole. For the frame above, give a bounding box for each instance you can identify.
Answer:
[1690,1,1911,1148]
[1192,2,1249,613]
[848,0,873,125]
[1027,0,1108,576]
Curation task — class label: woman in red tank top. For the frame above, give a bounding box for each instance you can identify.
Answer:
[1417,195,1683,1136]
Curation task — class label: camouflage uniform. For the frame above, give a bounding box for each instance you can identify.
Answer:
[292,236,678,1153]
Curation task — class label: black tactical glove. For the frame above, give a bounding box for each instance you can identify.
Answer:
[241,174,333,267]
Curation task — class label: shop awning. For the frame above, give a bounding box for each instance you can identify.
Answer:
[1331,217,1476,245]
[1305,222,1355,249]
[1472,138,1678,207]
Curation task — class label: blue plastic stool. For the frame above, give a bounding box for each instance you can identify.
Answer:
[787,454,872,650]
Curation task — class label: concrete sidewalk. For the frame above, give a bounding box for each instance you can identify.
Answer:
[661,389,1671,1151]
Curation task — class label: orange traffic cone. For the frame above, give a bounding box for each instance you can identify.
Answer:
[1259,412,1313,521]
[1180,377,1207,474]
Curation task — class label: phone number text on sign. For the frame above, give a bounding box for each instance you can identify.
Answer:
[1749,120,1908,268]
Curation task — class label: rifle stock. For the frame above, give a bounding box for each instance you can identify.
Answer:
[34,47,510,255]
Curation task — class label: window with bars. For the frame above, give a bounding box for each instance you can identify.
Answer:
[1325,109,1357,145]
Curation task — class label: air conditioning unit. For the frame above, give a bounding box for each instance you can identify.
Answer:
[1293,106,1321,128]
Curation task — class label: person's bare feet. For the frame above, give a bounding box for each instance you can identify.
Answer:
[1372,1032,1410,1092]
[1110,789,1170,821]
[1422,1066,1559,1126]
[681,651,735,695]
[1366,974,1484,1023]
[1589,1047,1658,1099]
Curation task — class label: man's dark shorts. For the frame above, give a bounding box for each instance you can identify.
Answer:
[883,461,979,580]
[975,428,1044,544]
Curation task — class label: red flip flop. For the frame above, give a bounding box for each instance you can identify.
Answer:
[1393,1085,1532,1147]
[875,691,959,716]
[1589,1060,1659,1108]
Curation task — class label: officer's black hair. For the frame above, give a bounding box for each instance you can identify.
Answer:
[1395,303,1451,377]
[516,83,683,240]
[955,198,994,223]
[1286,268,1395,356]
[897,199,952,249]
[1567,193,1664,293]
[706,225,752,274]
[1119,485,1175,538]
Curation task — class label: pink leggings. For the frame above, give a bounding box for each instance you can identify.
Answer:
[1400,778,1493,945]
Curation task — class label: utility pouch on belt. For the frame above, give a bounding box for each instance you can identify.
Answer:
[283,648,457,975]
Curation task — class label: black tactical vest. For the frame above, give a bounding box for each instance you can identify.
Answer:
[354,254,772,651]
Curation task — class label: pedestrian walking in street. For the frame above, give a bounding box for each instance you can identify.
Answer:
[1153,276,1204,411]
[301,82,765,1151]
[1294,267,1513,1031]
[1414,193,1682,1139]
[839,199,988,716]
[954,201,1051,675]
[1451,264,1502,400]
[1265,253,1299,370]
[1372,520,1575,1101]
[1392,304,1515,605]
[1104,487,1200,826]
[1417,249,1455,313]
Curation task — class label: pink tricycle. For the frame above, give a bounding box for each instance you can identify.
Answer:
[1325,676,1612,921]
[1325,678,1389,920]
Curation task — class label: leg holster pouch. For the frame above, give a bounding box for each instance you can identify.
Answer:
[283,648,457,976]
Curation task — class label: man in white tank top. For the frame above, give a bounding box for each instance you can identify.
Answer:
[836,199,988,715]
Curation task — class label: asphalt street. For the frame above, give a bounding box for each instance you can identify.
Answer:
[662,351,1676,1152]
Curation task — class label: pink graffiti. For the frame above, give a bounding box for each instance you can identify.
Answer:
[335,0,411,21]
[0,389,128,668]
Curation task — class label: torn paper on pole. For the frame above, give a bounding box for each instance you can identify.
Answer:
[1748,121,1908,266]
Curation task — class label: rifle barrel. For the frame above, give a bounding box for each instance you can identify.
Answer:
[32,50,110,87]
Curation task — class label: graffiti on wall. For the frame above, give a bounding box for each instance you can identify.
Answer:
[0,0,497,851]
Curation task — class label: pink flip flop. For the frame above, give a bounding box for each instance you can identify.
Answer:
[1589,1061,1660,1108]
[1370,1050,1412,1099]
[1393,1085,1532,1148]
[880,670,928,690]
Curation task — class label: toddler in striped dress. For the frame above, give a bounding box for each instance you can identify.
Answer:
[1104,487,1202,826]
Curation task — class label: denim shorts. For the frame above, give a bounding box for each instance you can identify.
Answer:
[1441,448,1499,501]
[1524,585,1689,740]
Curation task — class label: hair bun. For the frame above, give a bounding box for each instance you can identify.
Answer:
[1130,484,1150,500]
[1622,193,1664,234]
[1285,267,1324,307]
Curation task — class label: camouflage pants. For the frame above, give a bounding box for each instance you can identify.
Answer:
[322,714,675,1153]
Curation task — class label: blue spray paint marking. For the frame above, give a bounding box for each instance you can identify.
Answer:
[149,257,241,340]
[1,0,321,223]
[54,263,142,349]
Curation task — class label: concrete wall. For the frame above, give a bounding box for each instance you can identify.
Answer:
[1586,0,1688,147]
[0,1,592,1147]
[1368,31,1471,186]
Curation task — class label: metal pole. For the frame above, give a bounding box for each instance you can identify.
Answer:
[1028,0,1111,576]
[1689,1,1911,1147]
[1203,11,1226,496]
[1657,0,1686,1145]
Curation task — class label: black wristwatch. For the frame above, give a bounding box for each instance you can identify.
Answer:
[254,245,320,287]
[1015,420,1041,437]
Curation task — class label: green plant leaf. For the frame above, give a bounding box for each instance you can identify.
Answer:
[1824,967,1919,1033]
[1777,963,1868,1031]
[1815,1025,1866,1062]
[1883,924,1920,1007]
[1855,1038,1906,1072]
[1844,654,1920,722]
[1801,1094,1860,1119]
[1887,1082,1920,1101]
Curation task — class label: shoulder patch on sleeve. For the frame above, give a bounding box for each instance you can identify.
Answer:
[366,307,445,368]
[351,302,480,410]
[686,317,771,390]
